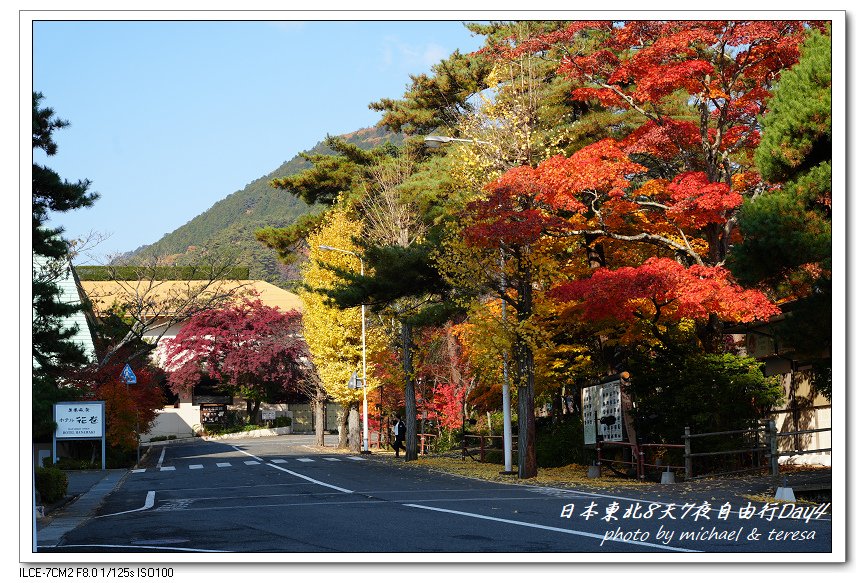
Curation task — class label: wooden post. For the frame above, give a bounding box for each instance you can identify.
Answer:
[480,435,486,463]
[767,419,779,477]
[462,434,467,460]
[684,426,692,481]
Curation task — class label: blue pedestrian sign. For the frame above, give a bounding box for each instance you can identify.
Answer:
[120,364,137,384]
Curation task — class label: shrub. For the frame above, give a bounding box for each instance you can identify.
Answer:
[429,429,461,454]
[535,414,592,468]
[51,457,100,470]
[35,466,68,504]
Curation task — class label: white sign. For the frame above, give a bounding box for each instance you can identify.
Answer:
[581,381,623,444]
[261,410,276,421]
[54,402,105,439]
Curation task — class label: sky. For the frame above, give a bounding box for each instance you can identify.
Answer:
[31,19,486,261]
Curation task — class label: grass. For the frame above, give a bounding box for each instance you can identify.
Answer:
[364,448,650,491]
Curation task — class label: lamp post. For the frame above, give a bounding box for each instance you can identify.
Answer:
[318,245,369,454]
[423,135,493,149]
[423,135,514,474]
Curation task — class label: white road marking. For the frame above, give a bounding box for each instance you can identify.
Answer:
[189,464,204,470]
[271,459,287,464]
[266,463,354,493]
[347,456,365,461]
[230,445,264,461]
[49,543,228,553]
[323,457,340,462]
[403,503,701,552]
[216,463,231,468]
[131,469,146,473]
[98,491,156,518]
[297,458,314,462]
[157,446,166,468]
[159,466,175,471]
[244,461,260,465]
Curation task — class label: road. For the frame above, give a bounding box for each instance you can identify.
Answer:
[40,435,833,556]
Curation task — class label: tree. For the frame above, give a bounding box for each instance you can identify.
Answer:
[626,347,784,452]
[506,20,819,267]
[300,207,382,452]
[162,297,311,423]
[369,48,493,136]
[81,252,249,368]
[431,21,819,475]
[65,356,166,457]
[551,257,780,347]
[32,92,99,441]
[728,28,832,376]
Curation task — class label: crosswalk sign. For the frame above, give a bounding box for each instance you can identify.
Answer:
[120,364,137,384]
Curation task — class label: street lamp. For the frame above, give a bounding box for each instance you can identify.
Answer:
[423,135,493,149]
[318,244,370,454]
[423,135,514,475]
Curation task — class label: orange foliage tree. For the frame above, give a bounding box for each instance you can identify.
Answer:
[68,356,165,452]
[452,21,819,475]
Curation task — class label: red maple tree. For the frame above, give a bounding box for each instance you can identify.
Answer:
[552,257,780,342]
[162,298,309,422]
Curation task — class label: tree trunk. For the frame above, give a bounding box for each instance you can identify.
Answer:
[515,258,537,479]
[348,402,361,453]
[515,336,537,479]
[584,234,607,269]
[401,318,418,461]
[246,400,261,425]
[337,405,348,449]
[314,388,326,447]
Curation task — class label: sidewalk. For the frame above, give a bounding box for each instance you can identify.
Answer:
[35,469,128,548]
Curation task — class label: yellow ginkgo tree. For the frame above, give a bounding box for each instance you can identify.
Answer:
[301,206,385,452]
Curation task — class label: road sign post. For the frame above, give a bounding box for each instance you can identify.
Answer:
[120,364,140,464]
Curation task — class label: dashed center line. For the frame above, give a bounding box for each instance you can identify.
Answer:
[131,456,367,474]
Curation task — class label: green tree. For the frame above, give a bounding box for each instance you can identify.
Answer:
[32,92,99,441]
[729,29,832,388]
[627,345,784,455]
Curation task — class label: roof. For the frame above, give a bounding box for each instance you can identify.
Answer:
[79,279,303,317]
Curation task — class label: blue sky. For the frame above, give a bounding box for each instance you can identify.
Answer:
[32,20,485,260]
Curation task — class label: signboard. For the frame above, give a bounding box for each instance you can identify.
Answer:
[192,394,233,405]
[581,381,623,445]
[53,401,107,469]
[200,404,227,424]
[54,402,105,439]
[261,410,276,421]
[120,363,137,384]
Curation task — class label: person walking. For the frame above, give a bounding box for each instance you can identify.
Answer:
[392,416,406,458]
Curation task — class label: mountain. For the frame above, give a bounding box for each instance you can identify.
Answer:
[124,126,401,288]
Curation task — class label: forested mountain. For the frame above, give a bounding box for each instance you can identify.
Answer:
[123,126,401,287]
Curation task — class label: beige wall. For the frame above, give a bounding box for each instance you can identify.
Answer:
[144,403,201,440]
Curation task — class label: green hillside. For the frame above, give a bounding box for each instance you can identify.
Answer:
[125,126,401,287]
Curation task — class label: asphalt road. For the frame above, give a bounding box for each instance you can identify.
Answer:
[43,435,833,556]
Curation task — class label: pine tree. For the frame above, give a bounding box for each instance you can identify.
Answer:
[729,29,832,382]
[32,92,99,441]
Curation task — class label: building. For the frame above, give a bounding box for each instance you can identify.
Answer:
[78,276,337,439]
